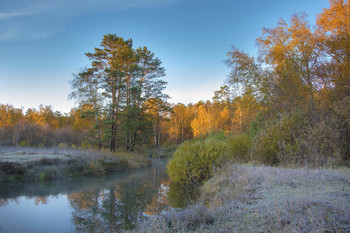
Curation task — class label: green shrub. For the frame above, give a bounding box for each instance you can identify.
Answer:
[250,111,305,165]
[225,133,250,162]
[167,134,226,185]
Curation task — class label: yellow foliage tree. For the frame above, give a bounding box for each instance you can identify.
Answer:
[316,0,350,100]
[168,104,193,143]
[0,104,23,128]
[231,90,261,132]
[191,102,216,137]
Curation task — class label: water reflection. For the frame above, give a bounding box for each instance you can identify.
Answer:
[68,178,166,231]
[144,180,170,216]
[167,182,199,208]
[0,159,195,232]
[35,196,48,205]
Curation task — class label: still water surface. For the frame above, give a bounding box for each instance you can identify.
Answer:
[0,159,187,232]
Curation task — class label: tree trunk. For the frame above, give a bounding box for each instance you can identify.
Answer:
[110,85,117,152]
[94,103,102,150]
[153,117,158,148]
[110,122,116,152]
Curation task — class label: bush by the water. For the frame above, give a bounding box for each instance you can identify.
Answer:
[167,132,226,185]
[167,132,252,185]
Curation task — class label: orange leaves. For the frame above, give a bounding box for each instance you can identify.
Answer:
[257,13,316,70]
[317,0,350,36]
[315,0,350,99]
[219,108,230,133]
[168,104,193,143]
[0,104,23,128]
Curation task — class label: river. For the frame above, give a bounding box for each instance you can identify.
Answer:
[0,159,187,232]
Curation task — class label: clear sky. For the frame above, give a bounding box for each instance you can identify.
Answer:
[0,0,330,113]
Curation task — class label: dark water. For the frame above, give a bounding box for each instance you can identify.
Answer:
[0,159,188,233]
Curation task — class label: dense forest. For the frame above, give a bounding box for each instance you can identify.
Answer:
[0,0,349,171]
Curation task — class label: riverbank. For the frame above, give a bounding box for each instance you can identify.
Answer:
[0,147,151,181]
[133,164,350,232]
[0,158,170,232]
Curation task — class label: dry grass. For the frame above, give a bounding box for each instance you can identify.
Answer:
[131,164,350,232]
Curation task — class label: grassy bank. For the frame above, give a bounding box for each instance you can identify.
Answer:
[132,164,350,232]
[0,147,151,181]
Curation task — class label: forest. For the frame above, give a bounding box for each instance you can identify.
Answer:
[1,0,349,170]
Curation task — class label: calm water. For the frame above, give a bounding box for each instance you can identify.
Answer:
[0,159,188,232]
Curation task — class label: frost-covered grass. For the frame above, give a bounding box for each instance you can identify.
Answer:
[0,146,151,181]
[132,164,350,233]
[0,153,69,163]
[0,146,120,161]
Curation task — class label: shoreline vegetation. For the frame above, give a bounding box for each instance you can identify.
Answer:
[131,130,350,232]
[0,146,155,182]
[132,164,350,233]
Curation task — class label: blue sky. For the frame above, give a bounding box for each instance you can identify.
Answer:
[0,0,330,113]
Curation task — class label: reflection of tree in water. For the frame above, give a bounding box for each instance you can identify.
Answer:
[69,190,104,232]
[167,182,199,208]
[34,196,48,205]
[0,196,48,207]
[0,160,197,231]
[69,162,169,231]
[0,198,19,207]
[144,180,170,216]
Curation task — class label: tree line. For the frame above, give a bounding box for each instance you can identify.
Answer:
[0,1,349,162]
[0,95,257,150]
